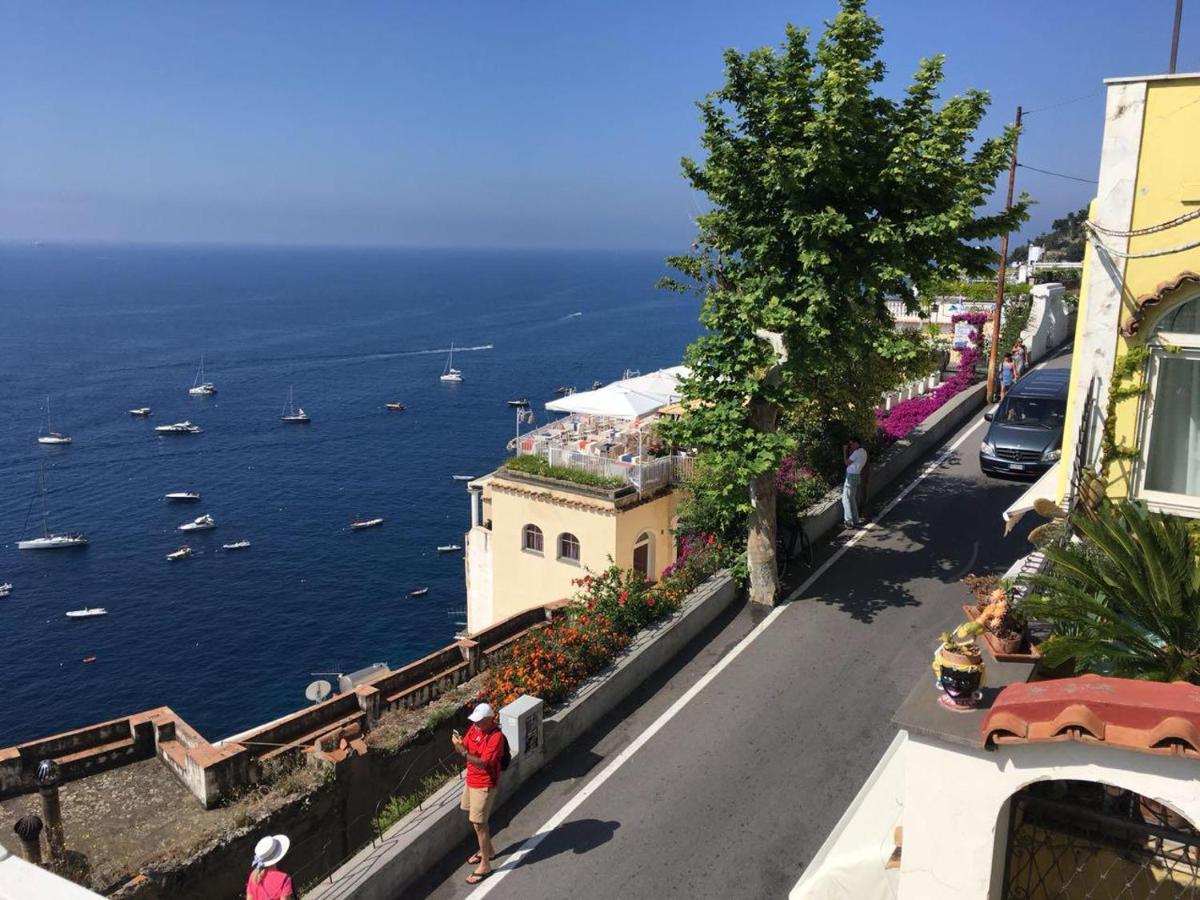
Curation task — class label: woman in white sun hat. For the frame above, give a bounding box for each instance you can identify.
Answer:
[246,833,294,900]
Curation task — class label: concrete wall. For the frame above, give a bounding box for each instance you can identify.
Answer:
[1021,282,1073,365]
[898,733,1200,899]
[464,523,494,632]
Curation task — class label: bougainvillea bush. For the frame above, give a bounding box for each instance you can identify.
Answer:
[775,455,833,513]
[875,311,988,446]
[484,535,730,707]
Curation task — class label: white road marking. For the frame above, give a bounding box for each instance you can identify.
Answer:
[465,415,989,898]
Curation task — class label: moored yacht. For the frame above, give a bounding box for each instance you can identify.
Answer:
[437,543,462,553]
[439,342,464,383]
[179,514,215,532]
[155,421,203,434]
[281,386,310,423]
[129,407,152,417]
[164,491,201,502]
[188,355,217,395]
[37,396,73,445]
[18,468,87,550]
[167,546,193,561]
[506,398,529,407]
[385,402,406,411]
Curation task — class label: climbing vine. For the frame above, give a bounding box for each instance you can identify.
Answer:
[1098,340,1179,478]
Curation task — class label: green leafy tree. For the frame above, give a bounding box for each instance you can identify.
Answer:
[660,0,1028,605]
[1023,501,1200,682]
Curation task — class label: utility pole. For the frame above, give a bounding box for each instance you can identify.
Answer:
[986,105,1022,404]
[1170,0,1184,74]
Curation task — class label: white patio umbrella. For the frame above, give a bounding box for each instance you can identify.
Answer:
[545,385,666,418]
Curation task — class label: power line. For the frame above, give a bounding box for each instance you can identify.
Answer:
[1022,90,1102,116]
[1017,163,1098,185]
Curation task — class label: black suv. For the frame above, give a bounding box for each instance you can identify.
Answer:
[979,368,1069,478]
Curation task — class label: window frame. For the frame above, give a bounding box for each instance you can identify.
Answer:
[557,532,581,565]
[522,523,544,555]
[1135,317,1200,518]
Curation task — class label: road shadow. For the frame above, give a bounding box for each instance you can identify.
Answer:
[498,817,621,867]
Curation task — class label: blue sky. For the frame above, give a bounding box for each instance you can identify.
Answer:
[1,1,1194,250]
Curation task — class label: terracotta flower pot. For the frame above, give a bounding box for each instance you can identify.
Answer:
[993,632,1024,655]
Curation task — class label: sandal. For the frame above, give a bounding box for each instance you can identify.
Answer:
[466,870,494,884]
[467,853,496,865]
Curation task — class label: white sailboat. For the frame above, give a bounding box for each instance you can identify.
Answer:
[439,342,464,383]
[188,355,217,395]
[281,386,310,423]
[37,396,73,445]
[17,468,88,550]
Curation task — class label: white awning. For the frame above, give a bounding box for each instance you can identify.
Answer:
[545,386,667,418]
[612,366,690,402]
[0,846,104,898]
[1002,462,1063,534]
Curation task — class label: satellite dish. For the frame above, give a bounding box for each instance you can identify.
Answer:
[305,680,333,704]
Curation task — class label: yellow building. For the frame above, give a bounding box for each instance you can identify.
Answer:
[463,369,691,632]
[1057,71,1200,517]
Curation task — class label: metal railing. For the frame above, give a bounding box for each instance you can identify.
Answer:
[511,417,693,493]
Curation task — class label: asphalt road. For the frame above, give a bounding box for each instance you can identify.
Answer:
[413,350,1070,900]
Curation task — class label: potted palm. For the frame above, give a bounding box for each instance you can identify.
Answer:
[932,621,985,711]
[1022,500,1200,681]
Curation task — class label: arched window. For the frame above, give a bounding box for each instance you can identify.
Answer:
[522,524,544,554]
[557,532,580,563]
[632,531,655,579]
[1140,293,1200,512]
[1001,779,1199,895]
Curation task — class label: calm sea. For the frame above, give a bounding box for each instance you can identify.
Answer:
[0,243,701,745]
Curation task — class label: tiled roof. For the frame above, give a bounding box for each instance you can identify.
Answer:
[980,675,1200,758]
[1121,270,1200,336]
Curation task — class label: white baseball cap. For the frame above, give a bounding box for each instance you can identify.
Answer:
[467,702,494,722]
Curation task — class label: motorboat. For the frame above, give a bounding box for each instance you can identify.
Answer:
[155,421,203,434]
[37,396,73,445]
[436,544,462,553]
[281,386,310,423]
[164,491,201,502]
[507,398,529,407]
[553,385,572,395]
[82,655,97,663]
[351,517,384,530]
[591,380,604,390]
[18,468,88,550]
[451,475,475,481]
[179,514,215,532]
[66,608,107,619]
[439,342,464,383]
[0,583,11,597]
[408,587,429,597]
[385,402,406,411]
[188,355,217,395]
[129,407,152,417]
[167,546,193,561]
[222,540,251,551]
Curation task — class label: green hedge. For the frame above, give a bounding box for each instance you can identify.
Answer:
[502,454,626,488]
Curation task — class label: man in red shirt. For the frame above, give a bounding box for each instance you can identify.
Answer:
[452,702,506,884]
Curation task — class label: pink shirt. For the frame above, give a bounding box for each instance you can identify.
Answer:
[247,869,293,900]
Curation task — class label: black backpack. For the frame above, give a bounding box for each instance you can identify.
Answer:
[499,733,512,771]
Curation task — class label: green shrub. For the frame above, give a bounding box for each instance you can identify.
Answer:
[502,454,625,488]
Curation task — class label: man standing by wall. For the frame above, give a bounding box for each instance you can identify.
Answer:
[452,702,506,884]
[842,437,868,527]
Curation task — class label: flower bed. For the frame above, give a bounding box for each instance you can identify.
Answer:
[502,454,625,488]
[484,535,730,708]
[875,311,987,446]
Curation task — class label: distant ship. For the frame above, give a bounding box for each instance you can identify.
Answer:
[188,355,217,396]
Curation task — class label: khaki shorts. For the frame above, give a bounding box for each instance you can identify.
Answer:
[460,784,496,825]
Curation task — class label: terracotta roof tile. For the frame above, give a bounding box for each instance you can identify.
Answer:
[980,675,1200,759]
[1121,270,1200,336]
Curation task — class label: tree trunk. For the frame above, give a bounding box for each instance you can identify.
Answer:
[747,467,780,606]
